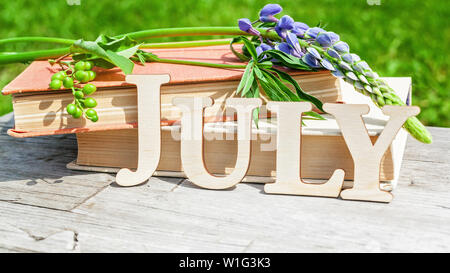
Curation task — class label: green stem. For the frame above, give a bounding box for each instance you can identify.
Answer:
[0,27,276,47]
[0,47,70,64]
[0,36,75,46]
[141,39,236,49]
[0,26,275,64]
[0,39,233,64]
[122,27,278,40]
[153,57,247,69]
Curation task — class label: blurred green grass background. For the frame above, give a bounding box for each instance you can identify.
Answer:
[0,0,448,126]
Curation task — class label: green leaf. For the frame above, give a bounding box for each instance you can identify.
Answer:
[269,67,324,112]
[257,22,277,28]
[262,70,301,102]
[257,61,273,69]
[230,37,250,62]
[105,50,134,75]
[236,61,253,95]
[117,43,142,59]
[258,73,284,101]
[303,111,325,120]
[241,66,255,96]
[95,34,137,52]
[71,38,135,74]
[253,65,264,79]
[263,50,312,70]
[241,37,258,60]
[245,79,261,128]
[133,50,147,65]
[259,70,291,101]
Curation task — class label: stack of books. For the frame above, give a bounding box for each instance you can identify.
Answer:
[2,45,411,189]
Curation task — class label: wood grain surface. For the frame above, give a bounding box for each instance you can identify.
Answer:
[0,113,449,252]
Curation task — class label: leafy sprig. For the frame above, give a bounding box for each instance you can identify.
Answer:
[232,36,325,126]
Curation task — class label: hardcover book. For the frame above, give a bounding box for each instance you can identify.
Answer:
[68,77,412,189]
[2,45,341,137]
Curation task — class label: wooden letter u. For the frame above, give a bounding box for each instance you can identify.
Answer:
[173,97,261,190]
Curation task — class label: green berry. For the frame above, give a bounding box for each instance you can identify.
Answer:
[90,115,99,122]
[63,77,74,88]
[66,104,77,115]
[85,108,97,118]
[84,61,94,70]
[82,84,97,95]
[87,70,96,81]
[74,91,84,99]
[74,71,89,83]
[72,107,83,118]
[84,97,97,108]
[51,71,66,81]
[49,79,62,90]
[74,61,86,71]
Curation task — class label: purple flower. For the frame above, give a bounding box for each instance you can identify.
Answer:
[354,81,364,90]
[342,53,360,64]
[306,47,322,60]
[305,27,325,39]
[275,15,294,39]
[256,43,272,56]
[345,71,359,81]
[277,42,291,55]
[238,18,260,36]
[316,31,340,47]
[321,58,335,71]
[285,32,304,58]
[259,4,282,22]
[292,22,309,37]
[333,41,349,53]
[353,61,371,73]
[364,71,378,79]
[338,61,352,71]
[302,53,321,68]
[332,68,345,78]
[358,74,370,85]
[327,48,341,60]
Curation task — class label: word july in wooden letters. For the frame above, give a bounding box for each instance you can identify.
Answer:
[116,75,419,203]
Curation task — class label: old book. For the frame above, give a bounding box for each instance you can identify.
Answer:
[69,77,412,188]
[2,45,341,136]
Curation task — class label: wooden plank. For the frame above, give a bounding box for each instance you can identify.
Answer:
[0,114,449,252]
[0,113,112,211]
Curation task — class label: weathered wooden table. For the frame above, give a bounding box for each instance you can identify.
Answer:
[0,112,448,252]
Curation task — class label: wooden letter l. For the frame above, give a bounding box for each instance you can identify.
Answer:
[264,102,345,197]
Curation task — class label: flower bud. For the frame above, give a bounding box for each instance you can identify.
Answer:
[346,71,359,81]
[333,41,350,53]
[339,61,352,71]
[372,87,382,96]
[342,53,360,64]
[292,22,309,36]
[302,53,321,68]
[256,43,272,56]
[364,84,373,93]
[321,58,335,71]
[259,4,282,22]
[327,48,341,60]
[316,32,340,47]
[305,27,325,39]
[238,18,260,36]
[332,68,345,78]
[306,47,322,59]
[358,74,370,85]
